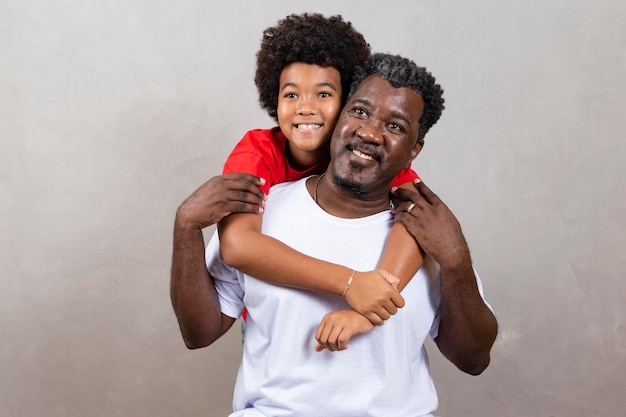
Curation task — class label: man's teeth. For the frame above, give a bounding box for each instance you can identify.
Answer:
[297,124,321,129]
[352,149,374,161]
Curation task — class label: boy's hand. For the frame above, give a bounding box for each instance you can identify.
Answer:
[176,173,266,230]
[314,309,374,352]
[343,270,405,326]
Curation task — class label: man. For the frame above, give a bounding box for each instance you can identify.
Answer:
[171,53,497,417]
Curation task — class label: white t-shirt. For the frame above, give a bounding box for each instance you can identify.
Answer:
[207,177,453,417]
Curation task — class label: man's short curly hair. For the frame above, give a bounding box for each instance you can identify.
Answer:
[255,13,371,121]
[349,53,445,142]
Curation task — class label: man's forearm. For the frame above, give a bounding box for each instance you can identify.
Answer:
[170,219,226,349]
[435,252,498,375]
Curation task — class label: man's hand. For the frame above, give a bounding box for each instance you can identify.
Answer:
[314,309,374,352]
[343,270,405,326]
[176,173,266,230]
[392,180,470,267]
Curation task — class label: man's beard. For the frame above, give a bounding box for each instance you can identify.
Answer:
[332,170,367,195]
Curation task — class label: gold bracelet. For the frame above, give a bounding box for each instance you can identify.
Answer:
[341,270,356,298]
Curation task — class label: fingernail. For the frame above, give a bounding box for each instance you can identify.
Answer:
[391,186,398,192]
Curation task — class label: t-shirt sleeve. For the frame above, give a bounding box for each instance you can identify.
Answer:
[222,130,284,195]
[205,232,245,319]
[223,150,273,194]
[391,165,420,188]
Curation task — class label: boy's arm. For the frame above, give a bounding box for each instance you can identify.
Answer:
[313,216,423,352]
[218,212,405,325]
[376,221,424,291]
[377,182,426,291]
[314,309,373,352]
[311,181,425,351]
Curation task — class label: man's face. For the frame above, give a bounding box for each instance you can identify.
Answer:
[329,75,424,193]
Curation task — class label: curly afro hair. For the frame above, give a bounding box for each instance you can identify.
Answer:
[255,13,371,121]
[349,53,445,142]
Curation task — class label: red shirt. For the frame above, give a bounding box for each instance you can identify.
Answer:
[223,127,418,194]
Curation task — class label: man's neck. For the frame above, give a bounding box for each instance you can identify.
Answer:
[307,174,392,219]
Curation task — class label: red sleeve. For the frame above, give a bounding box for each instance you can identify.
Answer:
[222,129,285,195]
[223,151,273,194]
[391,164,420,188]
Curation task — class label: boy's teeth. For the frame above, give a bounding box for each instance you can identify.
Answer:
[298,124,321,129]
[353,149,374,160]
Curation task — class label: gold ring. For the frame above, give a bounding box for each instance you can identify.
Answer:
[406,203,416,214]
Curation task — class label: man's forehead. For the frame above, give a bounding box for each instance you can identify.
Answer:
[350,75,389,96]
[350,75,424,120]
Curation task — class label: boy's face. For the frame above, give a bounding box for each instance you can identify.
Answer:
[277,63,342,169]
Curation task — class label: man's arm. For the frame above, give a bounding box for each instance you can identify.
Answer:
[170,173,265,349]
[433,248,497,374]
[392,181,498,375]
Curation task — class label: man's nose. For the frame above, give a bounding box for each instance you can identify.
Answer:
[356,121,384,144]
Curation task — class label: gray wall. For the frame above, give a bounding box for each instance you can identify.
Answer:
[1,0,624,416]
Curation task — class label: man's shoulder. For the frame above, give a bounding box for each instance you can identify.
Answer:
[267,176,308,197]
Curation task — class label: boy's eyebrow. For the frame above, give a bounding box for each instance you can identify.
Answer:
[316,81,339,90]
[279,81,339,91]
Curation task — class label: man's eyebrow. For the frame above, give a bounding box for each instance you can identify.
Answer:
[350,97,372,107]
[390,110,412,127]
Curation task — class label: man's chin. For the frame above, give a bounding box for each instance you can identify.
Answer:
[332,174,367,195]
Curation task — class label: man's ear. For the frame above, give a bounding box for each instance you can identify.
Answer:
[409,139,424,162]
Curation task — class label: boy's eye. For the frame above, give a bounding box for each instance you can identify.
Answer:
[319,92,331,98]
[284,92,297,99]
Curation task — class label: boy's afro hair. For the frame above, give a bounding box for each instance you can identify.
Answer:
[255,13,371,121]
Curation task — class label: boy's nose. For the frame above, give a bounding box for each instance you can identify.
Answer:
[296,98,317,115]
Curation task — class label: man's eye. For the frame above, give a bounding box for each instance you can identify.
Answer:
[388,122,403,132]
[352,107,366,116]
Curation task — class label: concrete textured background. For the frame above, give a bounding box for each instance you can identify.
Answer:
[1,0,624,416]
